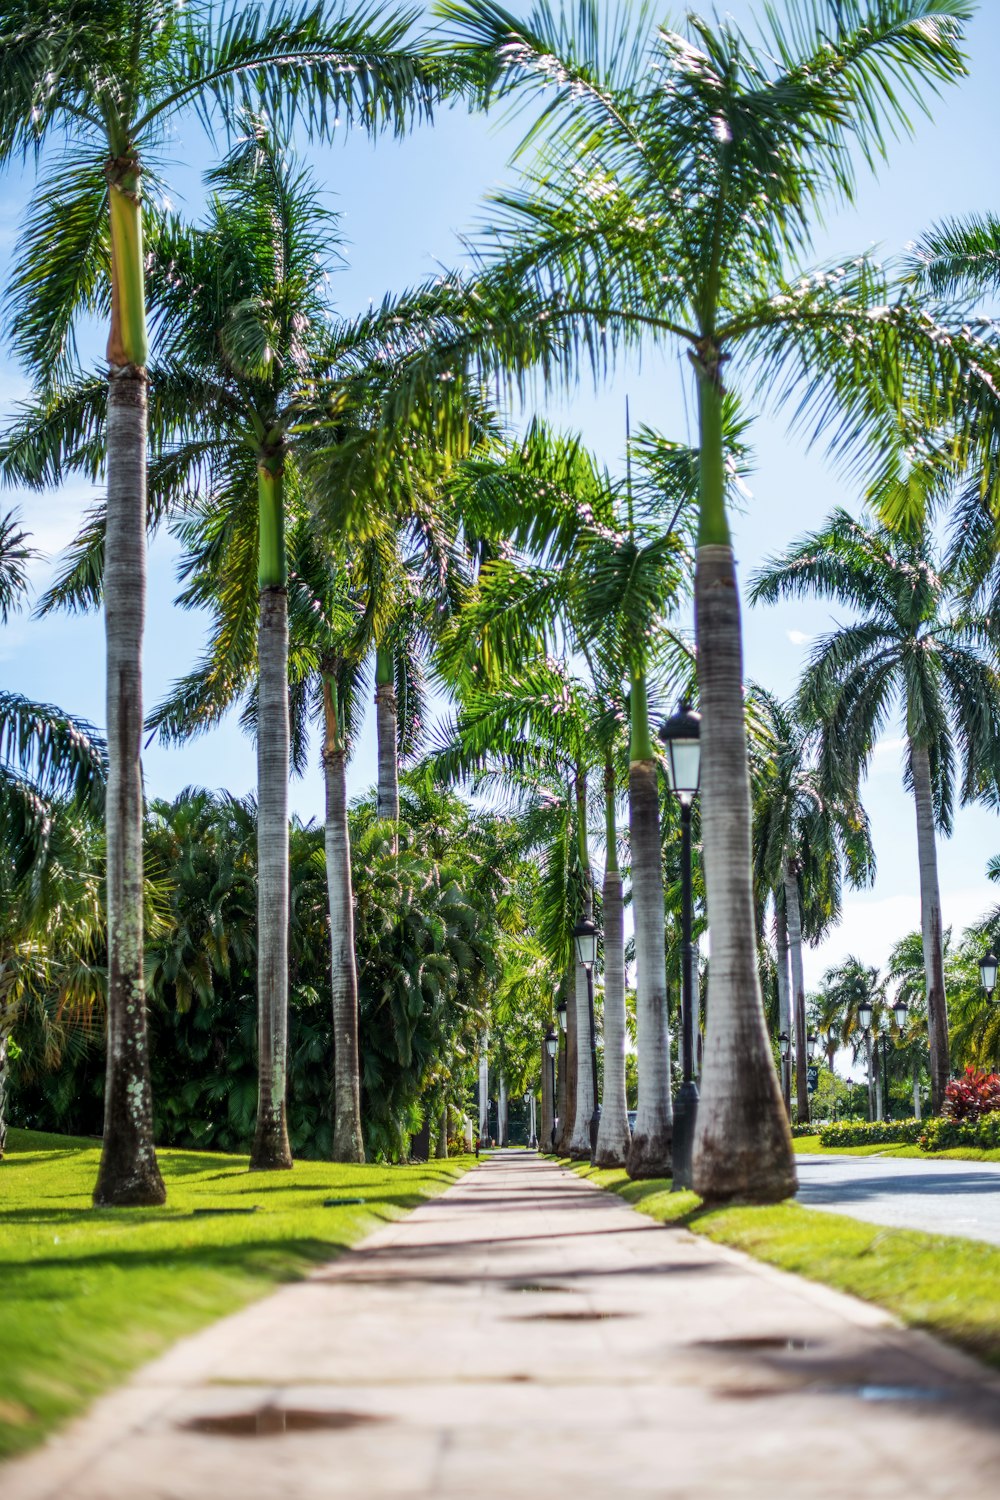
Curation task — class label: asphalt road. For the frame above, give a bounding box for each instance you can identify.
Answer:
[795,1152,1000,1246]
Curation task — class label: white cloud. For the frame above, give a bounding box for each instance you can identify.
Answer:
[786,629,813,646]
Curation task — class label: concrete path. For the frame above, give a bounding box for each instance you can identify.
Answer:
[797,1152,1000,1245]
[6,1152,1000,1500]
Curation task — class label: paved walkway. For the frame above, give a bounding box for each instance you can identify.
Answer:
[797,1153,1000,1245]
[6,1152,1000,1500]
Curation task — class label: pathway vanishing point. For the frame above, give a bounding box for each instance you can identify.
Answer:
[5,1152,1000,1500]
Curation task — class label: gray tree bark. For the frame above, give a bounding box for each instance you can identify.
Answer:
[784,864,810,1127]
[93,370,165,1207]
[0,1023,9,1159]
[556,968,576,1154]
[692,544,796,1202]
[774,896,792,1115]
[324,733,364,1163]
[375,682,400,824]
[910,741,950,1113]
[437,1095,449,1159]
[626,758,673,1178]
[498,1075,509,1148]
[595,862,630,1167]
[479,1043,489,1140]
[250,585,293,1170]
[913,1057,922,1120]
[541,1039,554,1149]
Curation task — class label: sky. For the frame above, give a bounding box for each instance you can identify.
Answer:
[1,1,1000,994]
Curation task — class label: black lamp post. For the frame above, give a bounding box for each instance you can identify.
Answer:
[572,917,601,1162]
[545,1025,558,1151]
[980,948,998,1002]
[659,700,702,1191]
[857,997,875,1120]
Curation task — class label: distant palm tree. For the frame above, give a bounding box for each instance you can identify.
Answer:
[752,511,1000,1113]
[751,689,874,1123]
[440,0,983,1202]
[817,956,886,1121]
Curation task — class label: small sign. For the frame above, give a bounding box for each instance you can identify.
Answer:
[807,1066,819,1094]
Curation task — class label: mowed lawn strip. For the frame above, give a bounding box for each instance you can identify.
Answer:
[793,1134,1000,1162]
[574,1164,1000,1370]
[0,1129,472,1462]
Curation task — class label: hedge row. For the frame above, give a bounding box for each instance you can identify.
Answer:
[919,1114,1000,1151]
[817,1119,925,1148]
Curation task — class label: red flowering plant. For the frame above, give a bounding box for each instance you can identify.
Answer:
[942,1065,1000,1122]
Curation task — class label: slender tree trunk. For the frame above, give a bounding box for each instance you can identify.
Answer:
[627,671,673,1178]
[0,1020,9,1160]
[690,365,795,1203]
[498,1075,508,1147]
[250,457,292,1171]
[94,369,165,1207]
[866,1033,875,1122]
[693,935,703,1078]
[437,1093,449,1159]
[479,1043,489,1140]
[913,1057,921,1120]
[596,762,631,1167]
[910,740,950,1113]
[774,895,792,1116]
[556,976,571,1153]
[375,645,400,826]
[541,1039,554,1150]
[322,668,364,1163]
[568,771,595,1159]
[874,1054,883,1121]
[784,864,810,1126]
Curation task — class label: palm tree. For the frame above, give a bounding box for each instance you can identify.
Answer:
[0,512,106,1156]
[438,0,985,1201]
[817,956,886,1121]
[0,0,450,1204]
[885,929,931,1117]
[752,511,1000,1114]
[751,689,874,1123]
[439,422,693,1173]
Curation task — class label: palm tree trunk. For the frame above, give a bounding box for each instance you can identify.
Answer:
[498,1075,508,1147]
[436,1092,449,1159]
[250,457,292,1171]
[784,864,810,1126]
[596,761,630,1167]
[774,895,792,1116]
[94,356,164,1205]
[541,1038,554,1149]
[0,1020,10,1160]
[479,1042,489,1140]
[375,645,400,826]
[910,740,950,1113]
[555,978,571,1153]
[866,1033,875,1121]
[690,366,795,1203]
[322,666,364,1164]
[626,670,673,1179]
[913,1056,921,1120]
[568,771,595,1159]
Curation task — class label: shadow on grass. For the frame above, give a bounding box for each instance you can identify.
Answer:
[1,1235,350,1281]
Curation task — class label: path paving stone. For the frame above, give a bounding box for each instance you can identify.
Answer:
[6,1152,1000,1499]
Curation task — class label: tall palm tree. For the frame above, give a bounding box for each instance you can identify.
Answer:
[439,0,991,1202]
[0,0,449,1204]
[817,955,886,1121]
[751,689,874,1122]
[752,511,1000,1114]
[439,421,692,1173]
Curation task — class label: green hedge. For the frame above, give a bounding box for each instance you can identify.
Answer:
[817,1119,925,1148]
[790,1122,819,1138]
[919,1114,1000,1151]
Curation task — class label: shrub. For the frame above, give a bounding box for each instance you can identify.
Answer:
[790,1122,820,1137]
[942,1065,1000,1122]
[920,1114,1000,1152]
[817,1119,924,1148]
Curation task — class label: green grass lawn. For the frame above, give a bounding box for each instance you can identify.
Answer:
[573,1164,1000,1370]
[0,1128,471,1463]
[793,1134,1000,1162]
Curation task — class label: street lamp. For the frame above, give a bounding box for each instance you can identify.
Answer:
[545,1026,558,1151]
[893,995,909,1032]
[659,700,701,1192]
[572,917,601,1163]
[807,1031,818,1061]
[556,995,568,1034]
[858,997,874,1032]
[778,1031,790,1062]
[980,948,998,1001]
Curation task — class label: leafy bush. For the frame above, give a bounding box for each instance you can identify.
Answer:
[943,1065,1000,1122]
[817,1119,924,1148]
[919,1114,1000,1152]
[790,1122,820,1137]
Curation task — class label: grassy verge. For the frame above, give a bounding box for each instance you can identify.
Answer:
[0,1129,471,1462]
[793,1134,1000,1162]
[573,1163,1000,1370]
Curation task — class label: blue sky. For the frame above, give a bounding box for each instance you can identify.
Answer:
[1,1,999,990]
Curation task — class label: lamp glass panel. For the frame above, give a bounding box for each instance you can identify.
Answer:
[893,999,908,1030]
[858,1000,873,1030]
[545,1034,557,1059]
[667,739,701,797]
[574,927,598,968]
[981,952,998,992]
